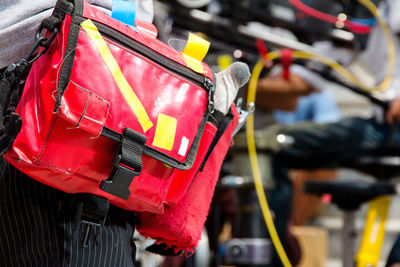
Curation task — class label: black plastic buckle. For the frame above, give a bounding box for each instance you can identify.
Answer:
[100,154,140,200]
[100,128,146,200]
[80,195,109,248]
[27,28,59,64]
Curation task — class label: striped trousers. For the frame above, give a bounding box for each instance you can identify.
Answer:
[0,158,136,266]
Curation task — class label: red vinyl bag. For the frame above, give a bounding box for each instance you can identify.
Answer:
[137,105,239,252]
[3,0,236,216]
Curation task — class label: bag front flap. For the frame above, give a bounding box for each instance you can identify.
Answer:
[55,0,215,170]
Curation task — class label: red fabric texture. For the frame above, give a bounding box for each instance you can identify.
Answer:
[136,105,239,252]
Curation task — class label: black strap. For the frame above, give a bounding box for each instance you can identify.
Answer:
[0,114,22,156]
[0,61,30,156]
[199,109,234,171]
[146,243,182,256]
[0,73,11,133]
[100,128,147,200]
[75,194,110,247]
[120,128,146,171]
[39,0,74,32]
[54,0,84,109]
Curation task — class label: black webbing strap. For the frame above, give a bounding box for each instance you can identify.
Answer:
[146,243,181,256]
[40,0,74,32]
[0,114,22,156]
[0,61,30,156]
[119,128,147,171]
[199,109,234,171]
[73,194,110,247]
[0,73,10,133]
[100,128,147,200]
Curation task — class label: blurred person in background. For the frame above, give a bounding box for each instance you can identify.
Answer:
[255,1,400,266]
[255,64,341,265]
[273,89,341,226]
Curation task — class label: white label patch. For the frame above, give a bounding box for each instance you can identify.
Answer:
[178,137,189,156]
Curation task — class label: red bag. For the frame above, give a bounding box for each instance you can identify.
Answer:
[2,0,236,215]
[137,105,239,252]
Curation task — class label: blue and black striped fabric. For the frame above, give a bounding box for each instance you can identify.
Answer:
[0,157,136,266]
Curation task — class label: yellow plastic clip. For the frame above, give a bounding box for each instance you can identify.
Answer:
[181,33,210,74]
[355,196,392,267]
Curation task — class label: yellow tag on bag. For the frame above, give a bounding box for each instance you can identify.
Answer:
[181,33,210,74]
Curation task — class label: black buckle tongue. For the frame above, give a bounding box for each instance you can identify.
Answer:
[100,155,140,200]
[100,128,146,200]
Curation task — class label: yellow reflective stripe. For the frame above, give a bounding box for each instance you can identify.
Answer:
[181,33,210,74]
[152,113,177,151]
[81,19,153,132]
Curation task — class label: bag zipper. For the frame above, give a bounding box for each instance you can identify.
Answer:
[79,19,214,98]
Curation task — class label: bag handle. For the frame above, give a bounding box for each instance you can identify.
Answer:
[39,0,74,33]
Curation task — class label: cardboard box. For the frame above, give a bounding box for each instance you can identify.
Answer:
[291,226,328,267]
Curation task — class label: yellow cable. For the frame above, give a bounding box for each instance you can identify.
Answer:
[357,0,395,92]
[251,0,394,95]
[290,0,395,93]
[255,0,394,94]
[245,49,382,267]
[246,55,292,267]
[245,50,373,267]
[264,0,394,93]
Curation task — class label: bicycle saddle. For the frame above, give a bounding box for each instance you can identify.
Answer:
[303,181,396,210]
[341,148,400,180]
